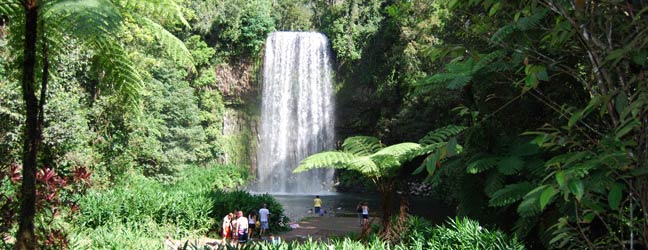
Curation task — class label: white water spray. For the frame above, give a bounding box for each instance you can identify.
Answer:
[255,32,335,194]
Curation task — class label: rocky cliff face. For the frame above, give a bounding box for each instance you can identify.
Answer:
[215,59,261,172]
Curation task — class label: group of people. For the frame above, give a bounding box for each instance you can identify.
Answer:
[356,201,369,226]
[221,204,271,244]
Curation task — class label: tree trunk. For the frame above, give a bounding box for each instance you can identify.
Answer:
[377,180,395,240]
[15,1,39,249]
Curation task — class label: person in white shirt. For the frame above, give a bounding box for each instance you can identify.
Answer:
[258,203,271,237]
[236,210,249,243]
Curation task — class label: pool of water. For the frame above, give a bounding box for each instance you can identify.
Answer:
[269,193,453,224]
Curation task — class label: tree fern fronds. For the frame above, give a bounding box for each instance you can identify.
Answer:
[93,40,143,109]
[342,136,383,156]
[490,23,516,43]
[488,182,533,207]
[115,0,189,28]
[472,50,506,72]
[446,75,472,89]
[293,151,356,173]
[497,156,525,175]
[517,185,544,217]
[466,156,500,174]
[372,142,423,163]
[513,216,537,238]
[484,172,504,195]
[43,0,122,37]
[138,17,195,70]
[516,8,549,31]
[418,125,466,146]
[0,0,20,15]
[348,156,380,176]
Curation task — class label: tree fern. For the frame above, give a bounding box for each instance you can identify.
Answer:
[342,136,383,155]
[372,142,423,163]
[294,151,357,173]
[484,172,504,195]
[488,182,533,207]
[139,17,195,69]
[0,0,20,15]
[115,0,189,28]
[497,156,525,175]
[466,156,500,174]
[418,125,466,145]
[517,186,544,217]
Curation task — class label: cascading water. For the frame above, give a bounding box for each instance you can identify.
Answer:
[255,32,335,194]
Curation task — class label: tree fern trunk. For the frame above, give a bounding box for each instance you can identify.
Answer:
[377,180,395,240]
[15,1,39,249]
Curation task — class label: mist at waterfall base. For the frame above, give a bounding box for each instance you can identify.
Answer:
[252,32,336,195]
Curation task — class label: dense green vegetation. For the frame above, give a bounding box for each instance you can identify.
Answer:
[1,0,646,249]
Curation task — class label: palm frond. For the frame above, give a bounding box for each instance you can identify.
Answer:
[342,136,383,156]
[294,151,357,173]
[138,16,195,70]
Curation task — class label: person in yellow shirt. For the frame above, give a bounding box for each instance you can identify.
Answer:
[313,195,322,216]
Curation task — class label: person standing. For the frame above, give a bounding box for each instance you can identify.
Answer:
[258,204,271,238]
[361,202,369,227]
[235,210,249,244]
[248,210,257,240]
[314,195,322,216]
[231,210,239,243]
[355,202,363,225]
[222,213,233,242]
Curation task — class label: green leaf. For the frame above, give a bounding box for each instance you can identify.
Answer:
[568,179,584,201]
[568,96,603,129]
[555,171,565,188]
[608,183,624,210]
[446,137,458,157]
[540,186,557,210]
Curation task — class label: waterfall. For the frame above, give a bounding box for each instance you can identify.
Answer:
[255,32,335,194]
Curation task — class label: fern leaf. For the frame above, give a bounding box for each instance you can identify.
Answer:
[466,156,500,174]
[43,0,122,37]
[115,0,190,28]
[484,172,504,195]
[348,156,380,177]
[342,136,383,156]
[497,156,525,175]
[517,185,545,217]
[488,182,533,207]
[490,23,516,43]
[372,142,423,163]
[93,39,143,109]
[0,0,20,15]
[516,8,549,31]
[138,16,195,70]
[294,151,357,173]
[418,125,466,145]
